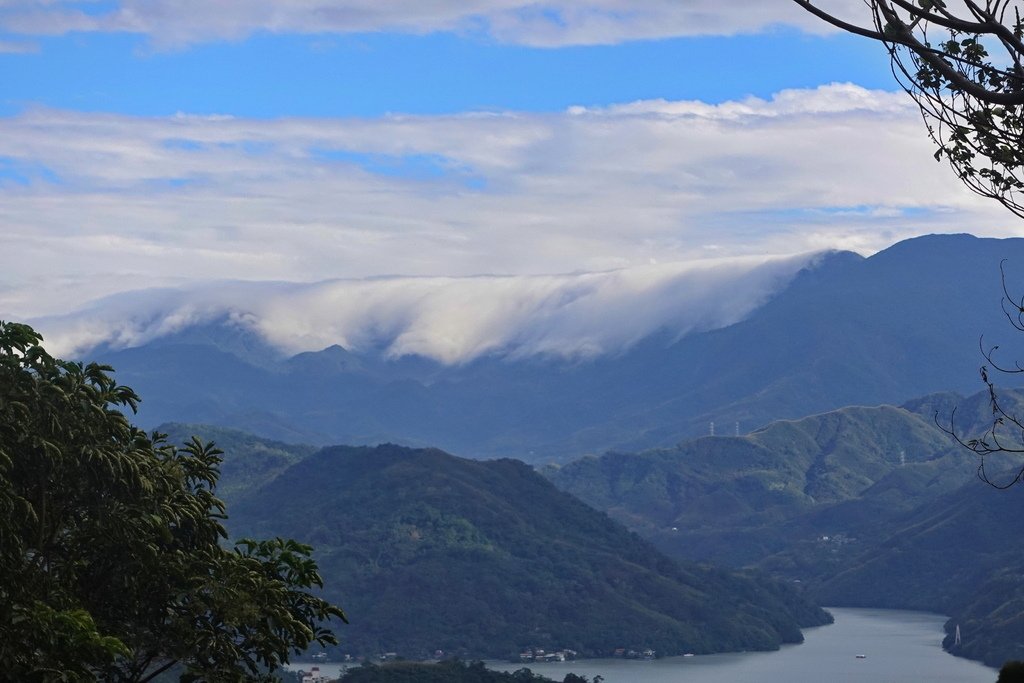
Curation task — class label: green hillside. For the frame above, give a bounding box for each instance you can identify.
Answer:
[226,443,829,660]
[814,473,1024,611]
[155,422,316,505]
[810,465,1024,667]
[549,402,974,571]
[546,388,1024,667]
[942,568,1024,668]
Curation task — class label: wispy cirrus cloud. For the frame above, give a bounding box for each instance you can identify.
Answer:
[0,0,870,47]
[0,83,1012,320]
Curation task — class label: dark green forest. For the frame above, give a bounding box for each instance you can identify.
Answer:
[225,443,829,659]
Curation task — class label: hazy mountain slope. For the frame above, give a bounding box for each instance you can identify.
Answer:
[809,466,1024,667]
[91,233,1024,462]
[814,473,1022,611]
[548,401,977,569]
[942,565,1024,668]
[632,233,1024,438]
[225,444,830,659]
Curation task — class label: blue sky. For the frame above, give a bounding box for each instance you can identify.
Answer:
[0,1,1018,356]
[2,30,895,117]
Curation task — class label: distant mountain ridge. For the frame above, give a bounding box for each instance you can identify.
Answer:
[74,233,1024,461]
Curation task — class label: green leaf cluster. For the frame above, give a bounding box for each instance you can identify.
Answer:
[0,321,344,682]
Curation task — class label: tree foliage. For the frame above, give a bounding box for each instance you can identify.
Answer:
[0,321,345,682]
[998,660,1024,682]
[793,0,1024,217]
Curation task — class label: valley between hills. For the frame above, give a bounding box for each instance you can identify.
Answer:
[52,233,1024,669]
[160,379,1024,668]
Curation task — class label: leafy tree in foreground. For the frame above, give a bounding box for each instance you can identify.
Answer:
[793,0,1024,217]
[0,321,345,682]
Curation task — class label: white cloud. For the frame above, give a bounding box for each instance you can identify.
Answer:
[33,252,818,363]
[0,84,1013,322]
[0,1,877,47]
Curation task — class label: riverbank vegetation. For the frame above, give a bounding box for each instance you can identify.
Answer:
[337,660,597,683]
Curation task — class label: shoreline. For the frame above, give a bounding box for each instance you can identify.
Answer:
[286,608,996,682]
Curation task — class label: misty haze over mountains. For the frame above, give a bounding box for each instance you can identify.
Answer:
[31,233,1024,461]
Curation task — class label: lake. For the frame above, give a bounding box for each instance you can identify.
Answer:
[288,607,998,682]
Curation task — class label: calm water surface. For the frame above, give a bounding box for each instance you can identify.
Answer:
[289,608,997,682]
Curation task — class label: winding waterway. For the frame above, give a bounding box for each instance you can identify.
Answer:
[288,608,998,682]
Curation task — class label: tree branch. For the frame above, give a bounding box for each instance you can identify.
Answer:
[138,658,178,683]
[961,0,1024,57]
[792,0,1024,104]
[791,0,893,42]
[887,0,999,34]
[878,1,1024,104]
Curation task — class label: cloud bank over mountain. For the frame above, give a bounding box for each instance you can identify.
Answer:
[1,84,1008,321]
[34,252,820,364]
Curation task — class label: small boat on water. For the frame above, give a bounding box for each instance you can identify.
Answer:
[855,654,867,659]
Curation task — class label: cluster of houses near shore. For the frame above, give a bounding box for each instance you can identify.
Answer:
[299,666,331,683]
[515,646,656,662]
[516,648,578,663]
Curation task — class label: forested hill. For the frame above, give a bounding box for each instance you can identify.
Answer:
[812,464,1024,668]
[89,233,1024,462]
[546,388,1024,666]
[547,399,973,568]
[546,387,1024,567]
[155,422,315,505]
[225,443,830,660]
